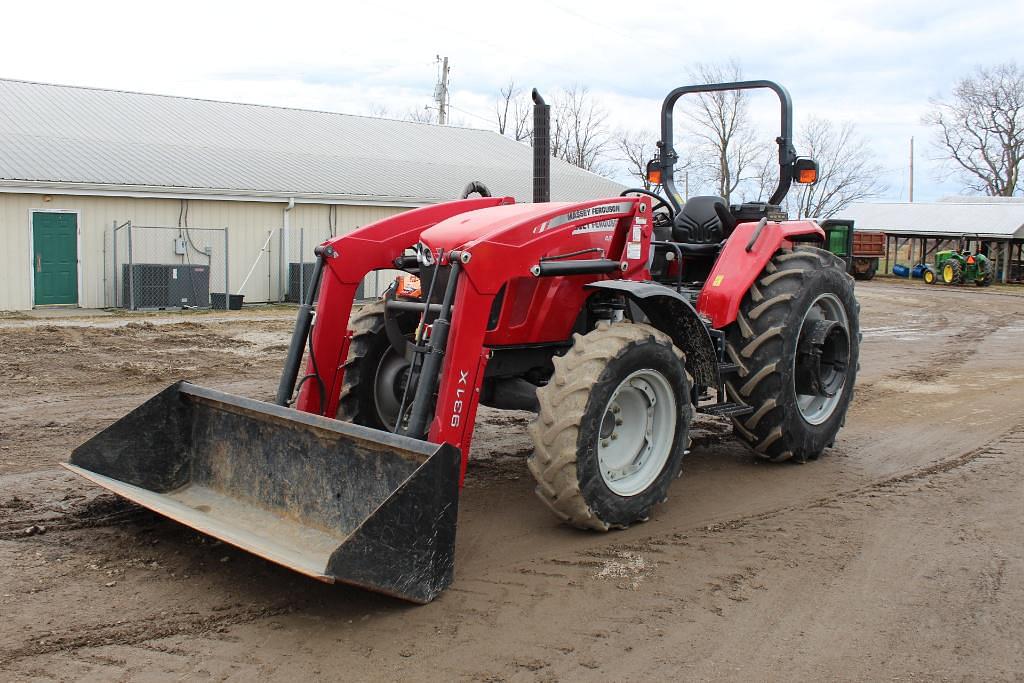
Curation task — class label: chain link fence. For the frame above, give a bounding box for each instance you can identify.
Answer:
[282,226,332,303]
[107,221,228,309]
[104,221,403,309]
[283,227,394,303]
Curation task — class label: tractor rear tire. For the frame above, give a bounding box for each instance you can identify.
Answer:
[336,300,411,431]
[527,321,693,531]
[725,247,860,463]
[978,260,994,287]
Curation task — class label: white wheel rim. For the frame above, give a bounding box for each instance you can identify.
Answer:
[597,369,677,497]
[794,293,850,425]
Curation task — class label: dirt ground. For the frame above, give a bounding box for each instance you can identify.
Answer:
[1,282,1023,681]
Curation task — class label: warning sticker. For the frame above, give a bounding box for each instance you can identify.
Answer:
[627,242,642,260]
[712,275,724,287]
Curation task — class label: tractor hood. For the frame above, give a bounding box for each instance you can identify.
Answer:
[419,199,637,256]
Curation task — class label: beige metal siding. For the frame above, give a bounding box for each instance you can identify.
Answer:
[0,193,408,310]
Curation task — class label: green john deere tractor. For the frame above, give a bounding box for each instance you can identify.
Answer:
[924,236,993,287]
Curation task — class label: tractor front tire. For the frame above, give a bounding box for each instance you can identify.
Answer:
[528,321,693,531]
[337,300,411,431]
[923,266,937,285]
[725,247,860,463]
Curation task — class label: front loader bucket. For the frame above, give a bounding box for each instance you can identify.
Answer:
[64,382,460,603]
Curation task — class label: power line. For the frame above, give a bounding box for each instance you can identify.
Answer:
[448,104,495,127]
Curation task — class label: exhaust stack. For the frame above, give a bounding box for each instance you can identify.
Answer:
[532,88,550,203]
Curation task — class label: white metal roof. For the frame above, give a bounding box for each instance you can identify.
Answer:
[938,195,1024,203]
[0,78,624,205]
[836,202,1024,240]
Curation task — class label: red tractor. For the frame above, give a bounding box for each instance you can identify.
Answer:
[67,80,859,603]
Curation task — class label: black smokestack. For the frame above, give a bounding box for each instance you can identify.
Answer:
[532,88,550,203]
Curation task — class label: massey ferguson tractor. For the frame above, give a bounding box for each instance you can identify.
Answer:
[66,80,859,603]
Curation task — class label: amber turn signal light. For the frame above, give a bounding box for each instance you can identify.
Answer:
[645,158,663,186]
[793,157,819,185]
[797,168,817,183]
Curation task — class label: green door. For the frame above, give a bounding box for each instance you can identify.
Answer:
[33,212,79,305]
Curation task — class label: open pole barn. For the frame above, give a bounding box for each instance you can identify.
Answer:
[0,79,623,311]
[837,199,1024,284]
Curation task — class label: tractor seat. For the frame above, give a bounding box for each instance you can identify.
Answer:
[676,241,723,256]
[672,196,738,250]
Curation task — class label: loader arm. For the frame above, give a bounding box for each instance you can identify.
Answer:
[294,196,512,417]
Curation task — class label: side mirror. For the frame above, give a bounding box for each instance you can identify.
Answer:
[794,157,819,184]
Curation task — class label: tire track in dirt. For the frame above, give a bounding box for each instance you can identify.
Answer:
[0,604,292,664]
[520,422,1024,583]
[888,311,1019,383]
[444,423,1024,677]
[851,309,1021,412]
[0,495,144,540]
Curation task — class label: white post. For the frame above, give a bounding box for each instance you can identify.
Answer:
[281,198,295,301]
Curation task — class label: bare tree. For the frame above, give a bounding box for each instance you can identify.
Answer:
[495,80,532,142]
[367,103,441,125]
[493,82,613,173]
[406,105,438,124]
[683,60,762,204]
[787,117,886,219]
[365,103,392,118]
[748,142,780,204]
[614,128,659,189]
[924,62,1024,196]
[550,85,611,173]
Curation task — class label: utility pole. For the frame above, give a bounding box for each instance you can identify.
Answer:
[434,56,450,125]
[909,136,915,203]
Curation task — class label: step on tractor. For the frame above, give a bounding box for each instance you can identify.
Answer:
[924,235,993,286]
[66,80,860,603]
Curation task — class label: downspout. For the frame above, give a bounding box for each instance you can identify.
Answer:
[280,197,295,301]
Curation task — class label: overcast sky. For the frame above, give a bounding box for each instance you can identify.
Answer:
[2,0,1020,202]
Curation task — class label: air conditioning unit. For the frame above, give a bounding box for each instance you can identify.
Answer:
[121,264,210,309]
[286,262,318,303]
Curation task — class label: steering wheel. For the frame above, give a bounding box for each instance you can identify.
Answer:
[620,188,674,219]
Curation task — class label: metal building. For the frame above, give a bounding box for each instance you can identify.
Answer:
[0,78,624,311]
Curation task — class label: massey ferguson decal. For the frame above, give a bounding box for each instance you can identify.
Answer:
[534,201,633,234]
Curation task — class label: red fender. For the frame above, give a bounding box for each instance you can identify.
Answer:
[696,220,824,329]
